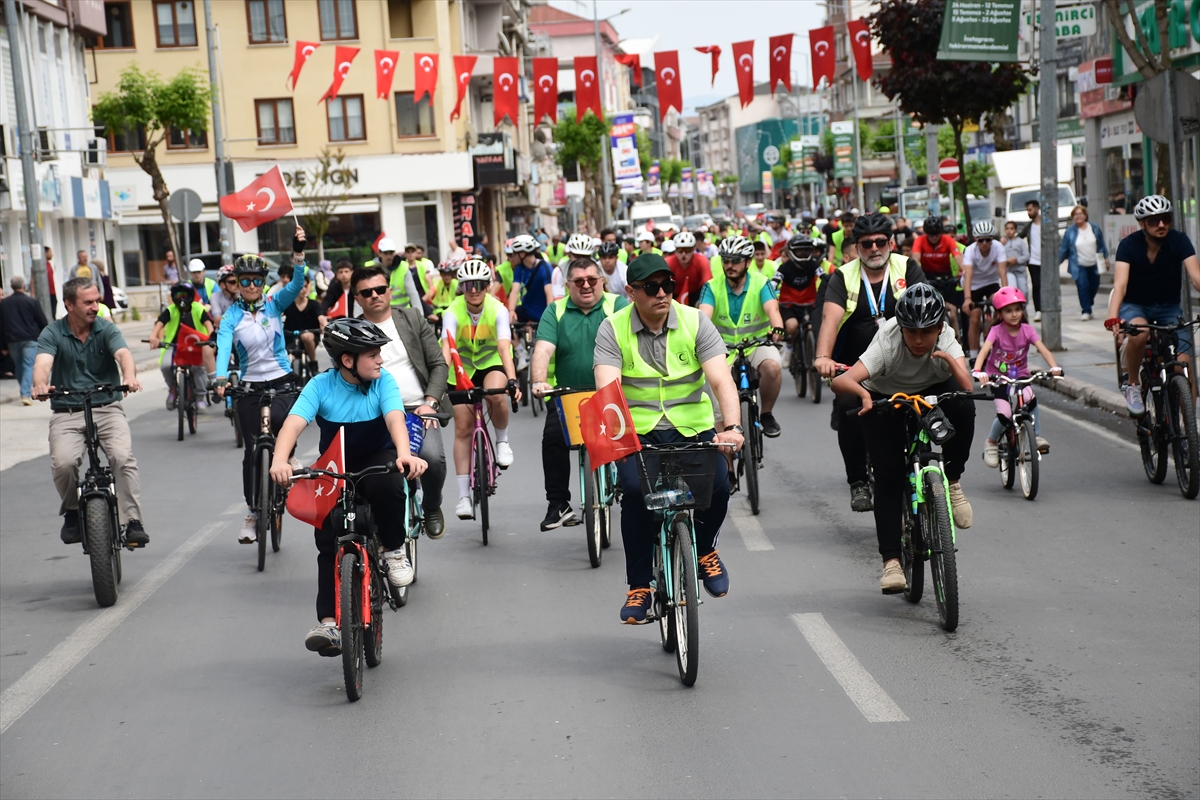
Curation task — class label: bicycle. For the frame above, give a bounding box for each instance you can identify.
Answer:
[635,440,730,686]
[980,371,1062,501]
[780,302,822,403]
[543,387,618,567]
[727,335,779,516]
[286,329,322,387]
[38,384,139,607]
[1119,319,1199,499]
[511,321,544,417]
[393,414,433,608]
[448,384,518,544]
[145,339,215,441]
[226,379,298,570]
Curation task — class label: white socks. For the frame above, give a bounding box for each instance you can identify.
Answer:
[495,427,509,443]
[457,475,471,499]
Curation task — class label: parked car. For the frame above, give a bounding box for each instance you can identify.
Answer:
[110,286,128,310]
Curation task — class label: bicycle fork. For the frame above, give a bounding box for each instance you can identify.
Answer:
[334,535,374,628]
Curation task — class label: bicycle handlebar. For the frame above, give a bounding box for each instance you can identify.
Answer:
[538,385,588,399]
[1119,318,1200,335]
[975,371,1064,386]
[37,383,131,400]
[846,390,991,418]
[292,462,399,483]
[728,336,781,354]
[447,385,517,405]
[142,339,216,348]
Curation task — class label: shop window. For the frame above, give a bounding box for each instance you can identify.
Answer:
[395,92,435,138]
[404,203,440,263]
[256,99,296,145]
[168,128,208,149]
[246,0,287,44]
[154,0,198,47]
[318,0,357,41]
[388,0,413,38]
[327,96,366,142]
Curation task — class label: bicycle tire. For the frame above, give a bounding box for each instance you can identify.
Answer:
[742,400,760,516]
[998,425,1016,490]
[256,449,271,571]
[1139,385,1168,484]
[531,391,542,418]
[340,553,364,701]
[1168,375,1199,499]
[654,538,674,652]
[671,519,700,686]
[583,450,602,568]
[271,493,283,553]
[901,506,923,604]
[793,334,808,398]
[229,404,244,448]
[85,497,118,608]
[924,473,959,632]
[599,465,613,549]
[365,559,384,668]
[805,329,821,403]
[176,371,186,442]
[475,435,489,545]
[518,367,530,408]
[1017,420,1039,500]
[113,517,123,586]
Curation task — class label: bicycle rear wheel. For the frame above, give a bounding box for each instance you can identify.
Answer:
[923,473,959,632]
[176,371,186,441]
[340,553,364,701]
[474,435,489,545]
[805,329,821,403]
[583,451,602,568]
[271,488,284,552]
[671,520,700,686]
[85,497,118,608]
[229,403,244,448]
[742,400,760,515]
[1139,385,1168,484]
[187,383,198,435]
[1168,375,1199,499]
[365,560,384,668]
[793,335,808,398]
[1017,420,1039,500]
[256,449,271,571]
[654,537,675,652]
[998,426,1016,490]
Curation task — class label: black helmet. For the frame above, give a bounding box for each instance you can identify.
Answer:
[169,282,195,307]
[324,317,391,362]
[851,212,894,242]
[786,234,820,263]
[597,241,620,258]
[923,215,943,238]
[766,211,786,224]
[894,283,946,329]
[233,254,268,275]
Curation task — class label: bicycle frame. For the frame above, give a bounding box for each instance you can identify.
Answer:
[469,400,499,497]
[75,392,125,555]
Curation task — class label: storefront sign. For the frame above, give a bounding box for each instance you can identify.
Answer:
[1032,117,1084,141]
[110,184,138,212]
[452,192,476,249]
[67,177,112,220]
[936,0,1022,62]
[473,132,516,186]
[761,170,774,195]
[831,121,855,180]
[1099,111,1142,148]
[1021,4,1096,39]
[1111,0,1200,85]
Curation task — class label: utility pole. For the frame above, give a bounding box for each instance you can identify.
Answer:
[895,105,907,195]
[926,125,940,221]
[593,1,612,231]
[202,0,232,263]
[845,0,865,211]
[4,0,50,319]
[1037,0,1062,349]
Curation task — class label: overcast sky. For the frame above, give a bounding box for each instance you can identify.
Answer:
[549,0,831,112]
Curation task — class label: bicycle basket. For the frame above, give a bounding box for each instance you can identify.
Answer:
[405,413,425,455]
[636,446,721,511]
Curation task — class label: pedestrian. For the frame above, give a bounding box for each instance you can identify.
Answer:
[1059,205,1109,321]
[0,275,49,404]
[68,250,98,288]
[92,258,116,309]
[162,250,179,283]
[474,233,491,259]
[1002,220,1031,303]
[1018,200,1043,321]
[45,246,58,318]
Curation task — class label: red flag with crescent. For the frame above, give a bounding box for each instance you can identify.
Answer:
[847,19,874,80]
[532,57,558,124]
[654,51,682,122]
[574,56,602,122]
[810,26,835,89]
[286,427,344,528]
[445,332,475,390]
[579,381,641,469]
[320,45,360,103]
[174,324,205,367]
[218,166,294,233]
[613,53,641,87]
[769,34,793,96]
[493,57,519,126]
[413,52,438,104]
[731,40,755,108]
[373,49,399,100]
[288,40,319,90]
[451,55,477,121]
[695,45,721,87]
[324,290,349,320]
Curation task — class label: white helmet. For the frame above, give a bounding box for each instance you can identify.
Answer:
[718,235,754,259]
[673,231,696,249]
[661,240,676,253]
[456,259,492,284]
[510,234,539,254]
[565,233,594,256]
[1133,194,1171,220]
[636,230,656,243]
[972,219,996,239]
[188,258,206,273]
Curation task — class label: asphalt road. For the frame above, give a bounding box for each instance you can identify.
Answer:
[1,371,1197,799]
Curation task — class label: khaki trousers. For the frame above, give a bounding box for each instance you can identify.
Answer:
[48,403,143,523]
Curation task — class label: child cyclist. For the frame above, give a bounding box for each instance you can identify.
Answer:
[268,317,427,656]
[971,286,1062,465]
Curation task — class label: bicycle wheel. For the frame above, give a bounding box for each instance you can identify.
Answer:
[474,435,489,545]
[998,425,1016,490]
[1168,375,1199,499]
[532,391,542,418]
[805,329,821,403]
[1017,420,1040,500]
[583,451,602,568]
[271,491,283,553]
[793,336,808,398]
[518,367,530,408]
[85,497,118,608]
[923,473,959,632]
[654,536,675,652]
[901,506,923,604]
[229,403,244,448]
[176,371,186,441]
[599,465,613,549]
[742,400,760,515]
[671,520,700,687]
[256,449,271,571]
[339,552,364,701]
[365,561,384,668]
[1139,385,1168,485]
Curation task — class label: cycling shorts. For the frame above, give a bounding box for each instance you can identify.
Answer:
[780,303,816,325]
[466,365,508,384]
[928,275,963,303]
[971,283,1001,306]
[1119,302,1193,355]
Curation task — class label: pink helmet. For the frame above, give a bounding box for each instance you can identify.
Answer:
[992,286,1026,310]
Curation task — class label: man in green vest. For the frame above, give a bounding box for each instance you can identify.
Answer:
[830,211,857,265]
[149,282,215,410]
[365,237,422,311]
[593,254,744,624]
[530,258,629,530]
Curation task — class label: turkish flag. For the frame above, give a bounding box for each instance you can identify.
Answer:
[219,166,293,233]
[445,332,475,390]
[374,49,399,99]
[413,52,438,104]
[613,53,641,87]
[580,382,641,469]
[574,56,602,122]
[810,26,835,89]
[847,19,874,80]
[174,324,205,367]
[320,45,360,103]
[288,40,319,90]
[324,291,349,320]
[451,55,477,121]
[532,57,558,124]
[769,34,793,96]
[287,428,345,528]
[695,45,721,87]
[493,56,519,126]
[731,40,755,108]
[654,51,682,122]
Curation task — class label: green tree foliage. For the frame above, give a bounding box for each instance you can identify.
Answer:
[636,128,653,179]
[294,147,352,262]
[658,159,686,212]
[93,65,211,260]
[553,108,608,230]
[905,126,995,198]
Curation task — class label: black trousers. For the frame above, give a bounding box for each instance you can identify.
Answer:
[1028,263,1042,312]
[859,379,975,562]
[313,448,409,621]
[236,379,296,507]
[542,406,572,508]
[834,392,870,485]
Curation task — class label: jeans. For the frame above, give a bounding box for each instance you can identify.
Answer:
[1074,266,1101,314]
[49,402,142,523]
[1006,266,1030,303]
[413,416,446,512]
[541,405,572,509]
[11,340,37,398]
[1028,263,1042,312]
[615,428,729,588]
[1118,302,1193,355]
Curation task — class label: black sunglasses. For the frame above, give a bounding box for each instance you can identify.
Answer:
[356,285,389,299]
[723,256,747,265]
[238,277,265,287]
[857,237,891,251]
[461,280,489,292]
[1145,214,1172,227]
[634,278,676,297]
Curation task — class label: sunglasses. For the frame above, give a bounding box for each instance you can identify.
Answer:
[975,237,995,243]
[1146,214,1172,227]
[356,285,389,299]
[857,237,891,251]
[238,277,265,287]
[634,278,676,297]
[571,277,600,288]
[461,280,488,292]
[723,256,747,265]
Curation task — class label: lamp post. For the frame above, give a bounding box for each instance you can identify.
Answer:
[593,3,630,231]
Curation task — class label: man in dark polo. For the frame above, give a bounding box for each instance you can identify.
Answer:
[32,278,149,547]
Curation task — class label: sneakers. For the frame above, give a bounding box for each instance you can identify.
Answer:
[760,412,781,438]
[165,391,177,410]
[948,482,972,529]
[239,513,258,544]
[1034,311,1042,322]
[196,399,208,410]
[1036,436,1050,454]
[849,481,873,512]
[620,587,654,624]
[496,441,514,468]
[21,397,33,406]
[781,344,793,368]
[982,440,999,468]
[304,622,341,656]
[424,508,445,539]
[124,519,149,547]
[384,548,414,587]
[455,496,473,520]
[698,550,729,598]
[1122,384,1145,417]
[61,510,81,544]
[540,503,577,531]
[881,559,907,594]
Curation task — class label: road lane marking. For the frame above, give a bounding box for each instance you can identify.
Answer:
[1041,406,1139,452]
[222,501,245,515]
[0,520,226,735]
[728,505,774,551]
[790,613,908,723]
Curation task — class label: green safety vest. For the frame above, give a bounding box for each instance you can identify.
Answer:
[837,254,910,330]
[546,243,565,263]
[610,302,715,435]
[446,294,503,373]
[431,275,458,312]
[496,261,514,295]
[547,294,618,387]
[749,258,779,283]
[366,260,413,309]
[618,249,630,264]
[160,303,207,365]
[705,272,771,360]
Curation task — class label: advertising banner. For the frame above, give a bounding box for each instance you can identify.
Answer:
[610,113,643,190]
[646,160,661,198]
[936,0,1022,62]
[831,121,855,179]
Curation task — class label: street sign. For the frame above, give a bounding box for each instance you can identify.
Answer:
[938,158,960,183]
[168,188,202,222]
[1134,70,1200,145]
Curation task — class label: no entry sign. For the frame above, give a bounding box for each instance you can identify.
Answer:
[938,158,960,183]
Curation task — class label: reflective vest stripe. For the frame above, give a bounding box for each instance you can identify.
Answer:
[447,295,502,372]
[706,272,771,344]
[838,254,909,330]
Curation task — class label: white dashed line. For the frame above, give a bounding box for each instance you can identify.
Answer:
[1041,406,1139,452]
[791,613,909,723]
[728,505,774,551]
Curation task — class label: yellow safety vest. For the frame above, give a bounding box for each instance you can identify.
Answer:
[431,276,458,313]
[446,295,503,373]
[160,303,207,365]
[705,272,771,360]
[837,254,910,330]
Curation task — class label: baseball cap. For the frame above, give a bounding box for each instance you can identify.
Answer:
[188,258,205,272]
[377,237,398,253]
[625,253,673,283]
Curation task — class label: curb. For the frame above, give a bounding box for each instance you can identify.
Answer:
[1038,375,1129,418]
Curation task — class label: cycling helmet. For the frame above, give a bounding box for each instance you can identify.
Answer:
[187,258,206,273]
[923,215,943,238]
[636,230,656,244]
[233,254,268,275]
[456,258,493,284]
[894,283,946,329]
[850,212,893,242]
[510,234,539,254]
[673,231,697,249]
[565,233,594,256]
[169,282,195,306]
[971,220,996,239]
[992,285,1026,310]
[786,234,820,263]
[503,238,515,255]
[597,241,620,258]
[718,235,755,260]
[1133,194,1171,220]
[216,265,234,279]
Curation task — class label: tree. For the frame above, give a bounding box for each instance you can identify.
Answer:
[553,108,608,232]
[292,147,352,262]
[868,0,1029,234]
[93,65,211,263]
[659,159,685,212]
[905,126,995,198]
[636,128,653,179]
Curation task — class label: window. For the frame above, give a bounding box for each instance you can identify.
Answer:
[256,99,295,145]
[168,128,208,149]
[327,95,365,142]
[154,0,198,47]
[395,92,435,138]
[318,0,357,40]
[387,0,413,38]
[85,3,135,50]
[246,0,286,44]
[103,122,148,153]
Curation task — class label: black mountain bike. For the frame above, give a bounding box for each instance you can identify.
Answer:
[512,321,544,417]
[781,302,822,403]
[728,336,777,515]
[286,329,322,387]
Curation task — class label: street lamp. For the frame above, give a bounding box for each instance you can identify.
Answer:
[593,4,631,230]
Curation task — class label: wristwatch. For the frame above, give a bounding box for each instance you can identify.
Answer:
[424,398,440,410]
[723,424,744,434]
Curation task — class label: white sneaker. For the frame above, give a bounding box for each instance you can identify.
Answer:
[1081,312,1092,321]
[982,441,999,468]
[384,548,414,587]
[196,399,208,410]
[455,496,474,519]
[781,344,793,368]
[496,441,514,468]
[239,513,257,544]
[1034,311,1042,322]
[305,622,340,655]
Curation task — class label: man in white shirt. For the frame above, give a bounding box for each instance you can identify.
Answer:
[596,241,627,295]
[1020,199,1043,321]
[961,224,1008,355]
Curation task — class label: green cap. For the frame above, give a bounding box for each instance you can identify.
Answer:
[625,253,672,283]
